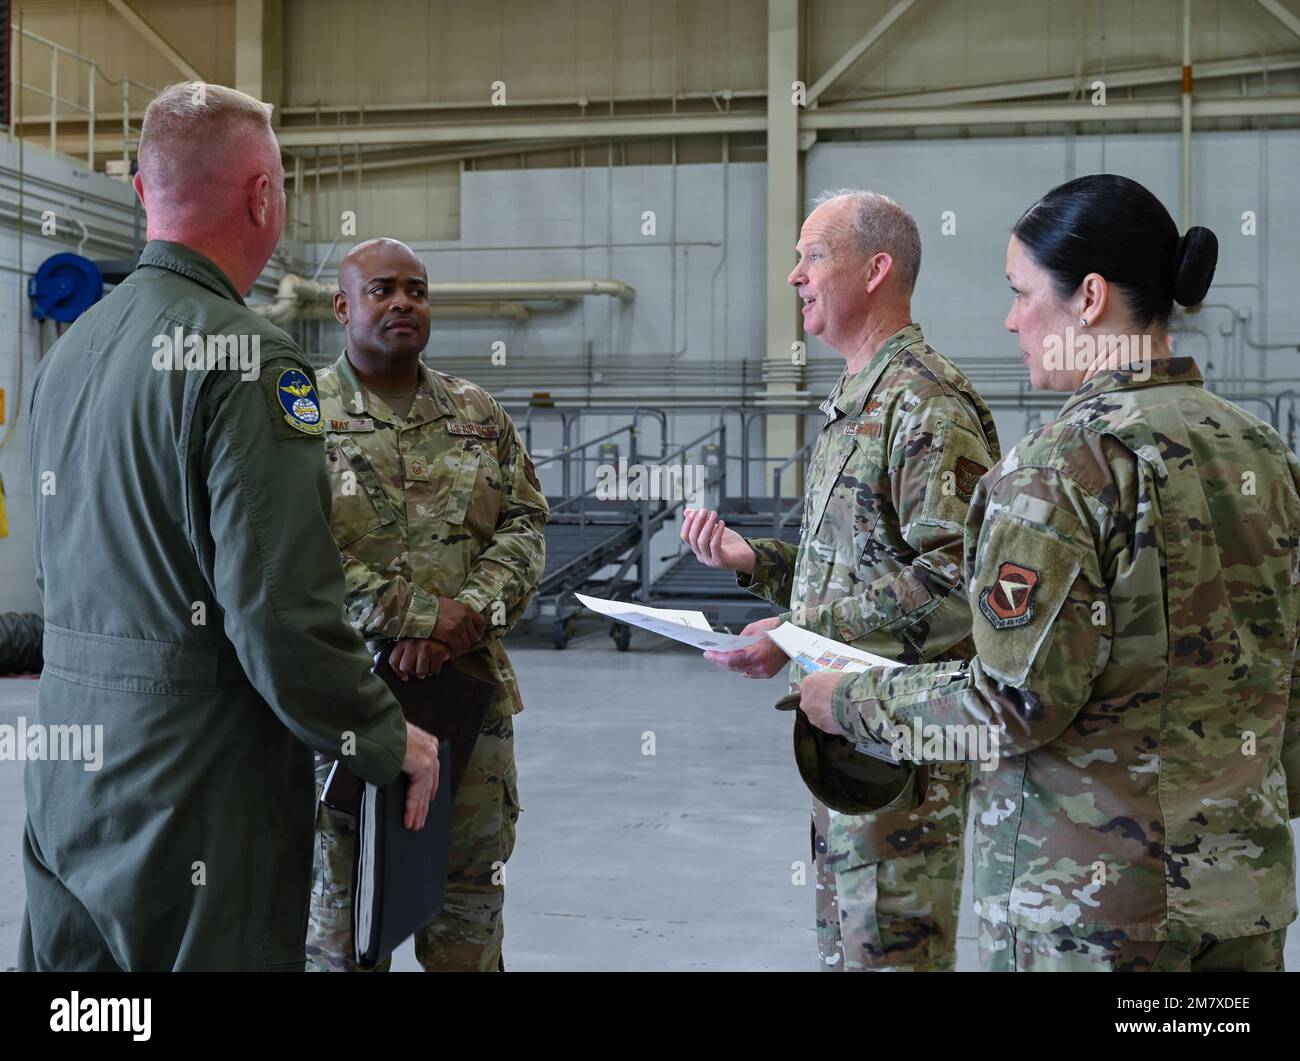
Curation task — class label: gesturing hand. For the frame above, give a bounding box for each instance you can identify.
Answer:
[681,508,756,574]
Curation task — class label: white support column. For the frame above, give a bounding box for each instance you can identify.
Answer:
[765,0,803,500]
[235,0,283,119]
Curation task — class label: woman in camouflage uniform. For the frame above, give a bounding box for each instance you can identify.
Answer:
[800,174,1300,972]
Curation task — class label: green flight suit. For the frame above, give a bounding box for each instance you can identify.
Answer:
[19,240,408,971]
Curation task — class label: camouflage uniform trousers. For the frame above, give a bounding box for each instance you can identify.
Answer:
[306,714,520,972]
[813,769,969,972]
[978,920,1288,972]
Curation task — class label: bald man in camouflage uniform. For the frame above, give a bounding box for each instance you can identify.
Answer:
[306,239,548,972]
[804,356,1300,971]
[684,191,999,971]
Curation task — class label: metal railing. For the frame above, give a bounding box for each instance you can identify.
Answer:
[8,24,157,171]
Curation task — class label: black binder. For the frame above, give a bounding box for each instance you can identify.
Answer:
[352,740,453,968]
[322,660,497,814]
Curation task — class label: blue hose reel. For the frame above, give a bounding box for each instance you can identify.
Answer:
[28,253,105,323]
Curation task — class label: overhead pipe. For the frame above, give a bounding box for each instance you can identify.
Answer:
[288,300,533,322]
[251,274,635,324]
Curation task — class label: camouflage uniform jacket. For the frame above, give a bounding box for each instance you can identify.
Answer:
[743,323,1001,861]
[833,357,1300,940]
[316,352,549,717]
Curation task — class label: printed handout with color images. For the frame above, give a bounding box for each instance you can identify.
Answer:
[763,622,901,673]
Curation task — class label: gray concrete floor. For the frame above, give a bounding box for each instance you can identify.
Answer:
[3,625,1298,971]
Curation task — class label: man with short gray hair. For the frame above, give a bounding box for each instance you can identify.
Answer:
[20,82,439,970]
[682,190,998,971]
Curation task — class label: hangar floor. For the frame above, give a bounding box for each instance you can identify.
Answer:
[2,623,1297,972]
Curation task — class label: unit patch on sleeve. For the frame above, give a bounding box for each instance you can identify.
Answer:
[979,561,1040,629]
[275,369,324,436]
[954,456,988,502]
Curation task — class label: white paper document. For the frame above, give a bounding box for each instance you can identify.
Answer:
[573,595,903,666]
[574,592,765,651]
[763,622,901,673]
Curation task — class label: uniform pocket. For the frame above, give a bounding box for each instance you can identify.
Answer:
[809,441,857,539]
[497,758,521,867]
[834,842,963,970]
[326,441,394,546]
[440,447,481,525]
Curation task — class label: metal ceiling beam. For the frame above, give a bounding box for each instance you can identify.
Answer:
[806,0,919,106]
[1257,0,1300,41]
[104,0,203,81]
[275,112,768,148]
[267,50,1298,122]
[34,92,1300,158]
[805,94,1300,128]
[29,93,1300,161]
[277,95,1300,150]
[825,51,1300,109]
[296,139,589,179]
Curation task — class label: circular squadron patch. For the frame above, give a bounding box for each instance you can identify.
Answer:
[276,369,323,435]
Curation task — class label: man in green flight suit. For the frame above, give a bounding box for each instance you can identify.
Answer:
[19,82,440,971]
[306,238,549,972]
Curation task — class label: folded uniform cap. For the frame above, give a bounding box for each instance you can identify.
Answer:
[776,692,923,815]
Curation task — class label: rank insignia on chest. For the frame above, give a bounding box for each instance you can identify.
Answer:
[447,421,500,440]
[327,417,374,433]
[979,561,1040,629]
[276,369,323,435]
[843,419,882,438]
[404,457,432,482]
[954,456,988,502]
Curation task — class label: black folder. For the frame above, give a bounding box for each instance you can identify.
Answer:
[322,659,497,814]
[352,740,453,968]
[329,655,498,968]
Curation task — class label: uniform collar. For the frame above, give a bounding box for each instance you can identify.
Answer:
[136,240,246,305]
[1058,356,1205,417]
[821,322,927,420]
[330,350,454,427]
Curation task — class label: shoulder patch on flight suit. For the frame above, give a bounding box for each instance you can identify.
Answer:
[273,368,323,436]
[259,365,323,440]
[954,456,988,502]
[979,561,1040,629]
[447,421,500,440]
[524,454,541,491]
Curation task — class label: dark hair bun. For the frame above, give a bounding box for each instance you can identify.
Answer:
[1173,225,1218,307]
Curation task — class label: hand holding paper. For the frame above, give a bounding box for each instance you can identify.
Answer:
[573,596,901,684]
[701,616,789,679]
